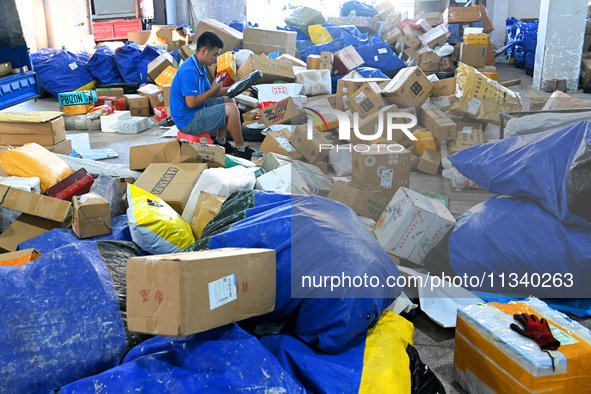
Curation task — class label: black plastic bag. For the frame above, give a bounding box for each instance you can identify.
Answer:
[407,344,447,394]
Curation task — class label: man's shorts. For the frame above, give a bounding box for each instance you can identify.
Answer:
[179,97,226,135]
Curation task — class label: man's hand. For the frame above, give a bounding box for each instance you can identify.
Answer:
[185,83,222,108]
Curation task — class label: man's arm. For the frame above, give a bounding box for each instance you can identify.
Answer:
[185,87,218,108]
[213,87,230,97]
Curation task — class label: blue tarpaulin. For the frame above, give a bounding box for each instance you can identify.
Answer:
[86,45,124,86]
[114,41,143,84]
[31,49,95,97]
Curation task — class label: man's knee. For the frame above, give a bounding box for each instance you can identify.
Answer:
[225,103,239,117]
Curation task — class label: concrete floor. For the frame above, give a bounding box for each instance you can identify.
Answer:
[5,63,591,393]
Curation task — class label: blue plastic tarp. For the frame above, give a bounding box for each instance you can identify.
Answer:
[340,29,381,47]
[86,45,124,86]
[449,120,591,228]
[58,325,307,394]
[31,49,95,97]
[299,37,347,63]
[139,45,164,83]
[354,41,405,72]
[339,1,378,17]
[114,41,143,84]
[0,242,127,393]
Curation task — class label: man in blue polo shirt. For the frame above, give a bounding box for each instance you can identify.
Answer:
[170,31,254,160]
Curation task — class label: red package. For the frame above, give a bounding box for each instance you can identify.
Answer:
[42,168,94,202]
[215,72,235,88]
[176,130,213,145]
[96,96,127,111]
[153,106,168,122]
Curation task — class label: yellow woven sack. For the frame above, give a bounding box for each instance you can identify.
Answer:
[0,143,73,192]
[308,25,333,44]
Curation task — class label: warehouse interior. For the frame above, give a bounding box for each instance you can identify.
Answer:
[1,0,591,393]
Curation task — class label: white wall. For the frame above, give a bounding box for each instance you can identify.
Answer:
[191,0,246,26]
[508,0,541,20]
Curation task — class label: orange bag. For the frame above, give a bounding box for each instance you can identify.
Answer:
[0,249,42,267]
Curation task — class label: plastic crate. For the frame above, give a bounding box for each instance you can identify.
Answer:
[0,46,39,110]
[93,19,142,41]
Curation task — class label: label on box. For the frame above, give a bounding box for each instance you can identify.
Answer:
[68,62,78,70]
[208,274,237,310]
[374,56,379,61]
[378,48,388,54]
[342,87,347,93]
[355,92,367,104]
[550,326,578,345]
[276,137,296,153]
[380,169,394,188]
[437,97,451,108]
[462,126,473,134]
[468,99,481,115]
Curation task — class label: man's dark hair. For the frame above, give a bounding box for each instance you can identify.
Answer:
[196,31,224,51]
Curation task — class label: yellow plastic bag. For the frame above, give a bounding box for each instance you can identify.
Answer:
[308,25,333,44]
[410,131,436,154]
[127,184,195,254]
[449,62,522,124]
[190,192,226,239]
[0,143,73,192]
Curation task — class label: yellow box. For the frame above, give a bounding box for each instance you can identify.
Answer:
[155,66,178,88]
[463,33,489,45]
[59,103,94,116]
[410,131,436,154]
[216,52,236,76]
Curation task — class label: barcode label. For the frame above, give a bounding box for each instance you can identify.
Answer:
[208,274,237,310]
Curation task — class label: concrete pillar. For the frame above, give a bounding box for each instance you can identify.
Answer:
[166,0,177,25]
[533,0,587,90]
[15,0,38,52]
[32,0,48,50]
[490,0,508,49]
[190,0,246,26]
[176,0,190,26]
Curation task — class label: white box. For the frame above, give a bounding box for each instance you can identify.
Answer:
[373,187,456,265]
[255,164,309,195]
[100,111,131,133]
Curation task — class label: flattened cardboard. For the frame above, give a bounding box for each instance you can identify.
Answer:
[0,214,70,252]
[127,248,276,336]
[129,141,225,171]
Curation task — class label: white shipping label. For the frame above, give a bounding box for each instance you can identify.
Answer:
[68,62,78,70]
[208,274,237,310]
[550,326,578,346]
[378,48,388,54]
[342,87,347,93]
[437,97,451,108]
[380,169,394,188]
[462,126,473,134]
[157,93,164,101]
[468,99,481,115]
[354,92,367,104]
[276,136,296,152]
[374,56,379,61]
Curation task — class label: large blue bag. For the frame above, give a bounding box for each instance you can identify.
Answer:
[114,41,143,83]
[0,242,128,393]
[340,29,382,47]
[31,49,95,97]
[86,45,123,85]
[354,41,405,72]
[58,325,306,393]
[188,190,401,352]
[449,196,591,299]
[449,120,591,228]
[299,37,347,62]
[139,45,164,83]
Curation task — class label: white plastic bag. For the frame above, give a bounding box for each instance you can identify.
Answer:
[294,69,332,96]
[56,154,141,179]
[328,145,352,176]
[256,83,304,107]
[0,176,41,193]
[234,49,255,69]
[443,167,481,191]
[110,117,153,134]
[434,43,455,58]
[181,166,257,222]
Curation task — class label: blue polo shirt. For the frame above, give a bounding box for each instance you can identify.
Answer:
[170,55,211,129]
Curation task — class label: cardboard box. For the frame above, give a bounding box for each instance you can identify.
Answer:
[320,52,333,72]
[477,66,498,80]
[236,55,295,84]
[100,111,131,133]
[336,77,389,111]
[195,20,242,54]
[426,12,443,27]
[255,164,310,195]
[444,7,481,24]
[127,248,276,337]
[42,168,94,202]
[124,94,150,109]
[0,112,66,146]
[459,43,486,68]
[422,109,457,140]
[72,193,112,239]
[138,84,166,109]
[332,46,365,77]
[307,54,320,69]
[242,27,297,56]
[129,108,150,117]
[60,103,94,116]
[327,181,389,221]
[419,52,440,73]
[127,30,152,46]
[129,140,225,171]
[0,214,70,252]
[351,105,416,146]
[376,0,395,21]
[399,36,422,50]
[260,128,299,158]
[382,66,435,108]
[449,120,484,155]
[149,25,190,51]
[374,187,456,265]
[417,149,441,175]
[440,57,454,72]
[190,192,226,239]
[96,87,124,97]
[352,145,411,201]
[114,177,135,193]
[432,77,456,97]
[476,4,494,34]
[148,53,177,82]
[260,97,308,127]
[163,84,171,108]
[420,25,449,48]
[46,139,72,155]
[96,96,126,111]
[134,163,207,215]
[346,82,387,118]
[581,59,591,88]
[290,125,331,164]
[155,66,177,88]
[0,248,41,267]
[0,184,71,222]
[382,27,403,46]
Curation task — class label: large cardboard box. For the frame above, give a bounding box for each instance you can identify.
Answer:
[0,214,70,252]
[420,25,450,48]
[134,163,207,215]
[290,125,330,164]
[148,53,177,82]
[242,28,297,56]
[72,193,112,239]
[581,59,591,88]
[449,120,484,155]
[417,149,441,175]
[260,97,308,127]
[332,46,365,76]
[459,43,486,68]
[137,84,166,109]
[0,112,66,146]
[426,12,443,27]
[475,4,494,34]
[236,55,295,84]
[422,109,457,140]
[352,145,411,201]
[327,181,389,221]
[195,20,242,54]
[149,25,189,51]
[382,27,403,46]
[351,104,416,146]
[382,66,435,108]
[129,140,225,171]
[374,187,456,265]
[418,52,440,73]
[127,30,152,46]
[259,128,300,158]
[346,82,387,118]
[336,77,389,111]
[444,7,481,24]
[376,1,395,21]
[124,94,150,109]
[127,248,276,337]
[0,184,71,222]
[432,77,456,97]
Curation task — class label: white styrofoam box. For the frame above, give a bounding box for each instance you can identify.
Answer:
[100,111,131,133]
[373,187,456,265]
[255,164,309,195]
